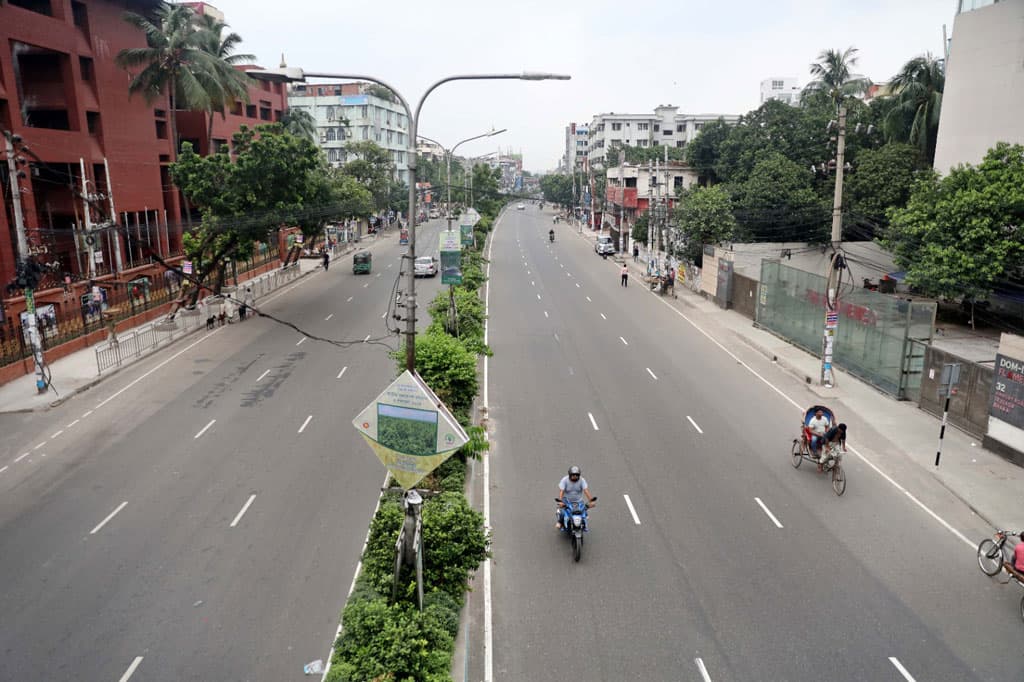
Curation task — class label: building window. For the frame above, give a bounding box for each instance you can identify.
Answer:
[246,104,257,118]
[13,43,73,130]
[212,138,228,153]
[653,124,660,132]
[772,80,784,89]
[676,124,684,132]
[361,105,368,118]
[71,1,90,34]
[259,103,271,121]
[663,129,673,135]
[361,127,369,140]
[676,141,685,148]
[274,109,282,121]
[230,101,243,116]
[695,122,704,131]
[611,122,622,131]
[155,119,168,139]
[326,128,337,141]
[638,140,648,147]
[637,122,649,131]
[674,177,684,189]
[86,111,100,135]
[8,0,52,16]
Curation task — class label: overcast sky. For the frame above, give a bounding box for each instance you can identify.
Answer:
[208,0,955,173]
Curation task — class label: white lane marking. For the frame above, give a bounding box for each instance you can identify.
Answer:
[33,442,45,450]
[95,329,222,410]
[296,336,307,346]
[586,295,592,302]
[536,293,541,300]
[230,494,257,528]
[14,452,30,463]
[889,657,916,682]
[118,656,144,682]
[619,336,628,346]
[376,273,381,278]
[646,367,658,380]
[256,369,270,382]
[527,270,531,275]
[644,279,976,550]
[363,283,369,288]
[324,313,334,321]
[623,494,641,525]
[298,415,313,433]
[90,501,128,535]
[50,430,64,439]
[575,282,580,288]
[66,419,80,428]
[531,281,535,286]
[553,333,560,342]
[194,419,216,439]
[381,312,387,319]
[686,416,704,434]
[483,215,502,682]
[388,263,393,268]
[588,412,600,431]
[544,311,549,318]
[81,410,93,418]
[0,465,8,474]
[560,263,564,268]
[363,334,371,342]
[600,313,607,320]
[755,497,784,529]
[346,296,353,302]
[695,657,712,682]
[337,366,348,379]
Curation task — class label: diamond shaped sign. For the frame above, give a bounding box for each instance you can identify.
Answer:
[353,370,469,490]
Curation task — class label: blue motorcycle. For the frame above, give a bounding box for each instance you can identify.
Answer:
[555,497,597,562]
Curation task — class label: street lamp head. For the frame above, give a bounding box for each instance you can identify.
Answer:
[519,72,572,81]
[488,128,508,137]
[248,67,306,84]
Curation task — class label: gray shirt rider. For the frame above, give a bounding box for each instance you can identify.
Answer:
[558,475,589,504]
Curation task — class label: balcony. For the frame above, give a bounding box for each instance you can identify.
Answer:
[606,186,638,209]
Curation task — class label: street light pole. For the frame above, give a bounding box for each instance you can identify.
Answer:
[821,105,847,388]
[418,129,507,235]
[250,68,567,372]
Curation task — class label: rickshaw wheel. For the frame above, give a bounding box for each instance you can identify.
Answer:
[1019,594,1024,622]
[832,463,847,496]
[791,440,803,468]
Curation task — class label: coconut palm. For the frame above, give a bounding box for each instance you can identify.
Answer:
[194,14,256,143]
[116,2,220,159]
[280,108,318,142]
[803,47,871,111]
[884,53,945,164]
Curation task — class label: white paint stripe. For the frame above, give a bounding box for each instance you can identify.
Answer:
[536,293,541,300]
[544,311,549,318]
[50,430,64,439]
[640,282,977,549]
[296,336,307,346]
[363,334,371,342]
[376,273,381,277]
[588,412,599,430]
[575,282,580,288]
[118,656,144,682]
[619,336,628,346]
[695,657,712,682]
[325,313,334,321]
[14,452,30,463]
[33,442,45,450]
[623,494,641,525]
[95,329,221,410]
[230,494,256,528]
[600,313,607,320]
[755,497,784,529]
[388,263,393,268]
[553,333,560,342]
[337,366,348,379]
[194,420,216,439]
[586,295,591,302]
[90,501,128,535]
[66,419,80,428]
[889,657,916,681]
[363,283,369,288]
[346,296,353,302]
[531,280,535,286]
[0,465,8,474]
[381,312,387,319]
[81,410,93,418]
[646,367,658,380]
[256,369,270,382]
[298,415,313,433]
[686,416,704,434]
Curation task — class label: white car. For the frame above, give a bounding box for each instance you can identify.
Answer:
[414,256,438,277]
[517,203,525,210]
[595,235,615,255]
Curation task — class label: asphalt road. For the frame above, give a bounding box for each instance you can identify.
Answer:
[487,205,1023,681]
[0,221,450,682]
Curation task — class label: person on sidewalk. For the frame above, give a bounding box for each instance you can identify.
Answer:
[242,287,255,320]
[620,263,629,287]
[667,266,676,297]
[322,250,330,271]
[105,315,118,347]
[633,244,639,262]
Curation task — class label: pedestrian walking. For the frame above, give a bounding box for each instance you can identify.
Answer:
[667,266,676,297]
[241,287,255,320]
[620,263,629,287]
[633,244,639,262]
[105,315,118,347]
[322,250,330,271]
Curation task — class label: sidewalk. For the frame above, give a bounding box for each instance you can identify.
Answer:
[0,236,380,415]
[574,223,1023,531]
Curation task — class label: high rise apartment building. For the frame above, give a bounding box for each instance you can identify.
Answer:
[563,122,589,171]
[586,105,739,168]
[760,77,802,105]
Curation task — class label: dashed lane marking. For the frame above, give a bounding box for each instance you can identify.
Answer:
[194,419,216,440]
[118,656,144,682]
[695,658,712,682]
[298,415,313,433]
[337,366,348,379]
[646,368,658,380]
[90,501,128,535]
[588,412,600,431]
[50,430,64,439]
[296,337,307,346]
[623,494,641,525]
[230,494,257,528]
[14,453,30,463]
[619,336,628,346]
[256,370,270,382]
[66,419,80,428]
[755,497,784,529]
[325,313,334,321]
[889,657,916,682]
[686,416,703,434]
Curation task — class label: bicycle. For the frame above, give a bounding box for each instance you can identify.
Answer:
[977,529,1019,576]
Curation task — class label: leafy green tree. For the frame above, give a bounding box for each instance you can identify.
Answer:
[685,118,732,184]
[340,140,394,210]
[674,186,739,263]
[803,46,871,111]
[280,107,317,142]
[539,173,573,207]
[845,143,922,236]
[116,2,222,158]
[728,151,829,242]
[396,332,479,425]
[329,171,375,220]
[471,164,503,217]
[618,144,686,165]
[631,213,648,244]
[193,13,254,143]
[884,143,1024,320]
[884,53,945,164]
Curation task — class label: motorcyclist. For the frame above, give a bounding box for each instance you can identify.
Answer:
[556,465,595,529]
[549,228,555,242]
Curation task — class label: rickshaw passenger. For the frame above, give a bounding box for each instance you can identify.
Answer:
[807,408,831,455]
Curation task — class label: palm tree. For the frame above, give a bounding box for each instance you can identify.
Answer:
[116,2,220,160]
[280,108,318,142]
[803,47,871,111]
[884,53,945,164]
[194,14,256,144]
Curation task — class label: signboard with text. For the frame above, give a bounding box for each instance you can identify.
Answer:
[990,354,1024,429]
[440,231,463,285]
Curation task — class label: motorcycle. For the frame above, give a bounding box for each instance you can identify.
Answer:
[549,231,555,243]
[555,497,597,562]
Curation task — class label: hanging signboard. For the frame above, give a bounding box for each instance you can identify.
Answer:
[353,370,469,490]
[460,223,473,247]
[182,260,193,275]
[440,231,463,285]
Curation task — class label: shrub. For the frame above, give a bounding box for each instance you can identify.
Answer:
[395,332,478,424]
[423,589,462,639]
[359,499,403,595]
[421,492,489,598]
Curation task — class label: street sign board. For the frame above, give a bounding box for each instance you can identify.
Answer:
[182,260,193,274]
[462,208,480,227]
[440,232,463,285]
[460,224,473,247]
[353,370,469,490]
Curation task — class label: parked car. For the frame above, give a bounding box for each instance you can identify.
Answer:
[595,235,615,255]
[414,256,438,277]
[517,203,525,210]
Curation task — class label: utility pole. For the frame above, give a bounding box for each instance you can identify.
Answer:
[3,131,29,258]
[79,159,95,278]
[646,159,654,273]
[617,149,625,253]
[103,158,123,273]
[821,105,847,388]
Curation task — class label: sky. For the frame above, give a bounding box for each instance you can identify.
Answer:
[205,0,956,173]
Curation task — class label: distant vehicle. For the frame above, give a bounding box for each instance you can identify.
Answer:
[595,235,615,255]
[429,209,440,219]
[517,203,526,210]
[414,256,438,277]
[352,251,372,274]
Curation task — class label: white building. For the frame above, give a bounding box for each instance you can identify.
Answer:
[287,82,411,184]
[760,77,802,105]
[563,122,589,171]
[933,0,1024,173]
[587,105,739,169]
